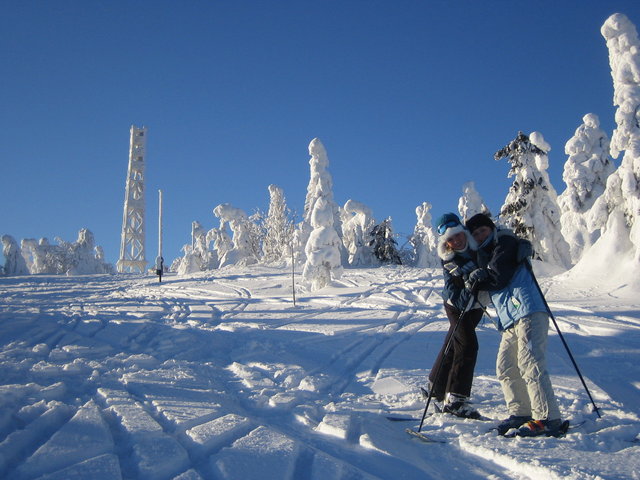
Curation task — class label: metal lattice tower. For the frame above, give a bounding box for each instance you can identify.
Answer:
[117,125,148,273]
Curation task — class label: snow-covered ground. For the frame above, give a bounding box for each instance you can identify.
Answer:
[1,265,639,480]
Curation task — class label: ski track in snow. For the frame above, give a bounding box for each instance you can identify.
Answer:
[0,266,639,480]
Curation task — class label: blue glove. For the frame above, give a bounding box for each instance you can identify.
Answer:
[466,268,488,290]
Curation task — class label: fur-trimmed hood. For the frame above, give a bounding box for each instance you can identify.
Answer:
[437,225,478,261]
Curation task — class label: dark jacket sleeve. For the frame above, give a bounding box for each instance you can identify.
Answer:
[441,260,474,311]
[476,235,520,291]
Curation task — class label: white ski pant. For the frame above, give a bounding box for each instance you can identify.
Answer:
[496,311,561,421]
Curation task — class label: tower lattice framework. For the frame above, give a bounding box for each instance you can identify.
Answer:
[117,125,148,273]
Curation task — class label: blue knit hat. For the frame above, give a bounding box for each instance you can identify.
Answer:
[435,212,462,236]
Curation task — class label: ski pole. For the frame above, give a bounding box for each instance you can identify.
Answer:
[418,290,478,432]
[526,261,602,418]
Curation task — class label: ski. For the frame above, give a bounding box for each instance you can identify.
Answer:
[388,412,491,422]
[385,416,415,422]
[405,428,446,443]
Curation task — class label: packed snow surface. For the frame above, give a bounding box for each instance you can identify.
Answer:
[1,265,639,479]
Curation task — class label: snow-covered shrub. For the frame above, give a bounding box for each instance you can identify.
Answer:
[558,114,614,263]
[302,197,343,290]
[341,199,376,266]
[495,131,571,269]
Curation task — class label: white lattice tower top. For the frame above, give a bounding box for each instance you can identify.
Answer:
[117,125,148,273]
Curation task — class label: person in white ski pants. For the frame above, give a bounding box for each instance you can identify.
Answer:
[464,213,563,437]
[497,311,561,422]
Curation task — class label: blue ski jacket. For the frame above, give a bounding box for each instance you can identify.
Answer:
[474,229,547,331]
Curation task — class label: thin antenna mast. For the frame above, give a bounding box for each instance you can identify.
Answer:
[156,189,164,282]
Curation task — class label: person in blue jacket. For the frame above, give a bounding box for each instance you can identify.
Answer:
[464,213,564,437]
[427,213,484,419]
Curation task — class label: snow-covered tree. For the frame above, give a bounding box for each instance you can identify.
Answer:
[208,227,232,266]
[263,184,293,263]
[247,211,266,261]
[1,235,29,275]
[369,217,402,265]
[213,204,258,268]
[171,221,219,274]
[458,181,491,222]
[495,131,571,268]
[66,229,112,274]
[297,138,345,264]
[302,197,343,290]
[21,238,51,274]
[558,114,615,263]
[588,13,640,262]
[410,202,438,268]
[341,199,376,266]
[4,229,112,275]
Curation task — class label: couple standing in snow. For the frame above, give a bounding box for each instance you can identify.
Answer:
[427,212,564,437]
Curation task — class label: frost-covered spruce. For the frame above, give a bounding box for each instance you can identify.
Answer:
[213,204,258,268]
[495,131,571,269]
[341,199,376,266]
[410,202,438,268]
[589,14,640,261]
[248,210,266,260]
[8,229,112,275]
[1,234,29,276]
[369,217,402,265]
[209,227,233,266]
[302,197,343,290]
[176,244,202,275]
[263,184,293,264]
[175,221,219,274]
[458,181,491,222]
[66,229,114,274]
[20,238,50,274]
[558,114,614,263]
[297,138,345,264]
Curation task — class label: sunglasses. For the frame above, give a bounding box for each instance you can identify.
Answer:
[437,220,460,236]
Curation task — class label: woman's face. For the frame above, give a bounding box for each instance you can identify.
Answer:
[446,231,467,251]
[471,226,492,244]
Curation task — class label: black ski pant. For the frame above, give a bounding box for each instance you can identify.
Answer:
[428,302,483,401]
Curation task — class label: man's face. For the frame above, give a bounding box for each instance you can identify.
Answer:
[471,226,492,244]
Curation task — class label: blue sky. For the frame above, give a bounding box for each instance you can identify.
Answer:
[2,1,639,266]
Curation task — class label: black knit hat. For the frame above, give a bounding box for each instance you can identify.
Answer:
[465,213,496,234]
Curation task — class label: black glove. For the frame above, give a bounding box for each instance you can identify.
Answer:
[443,261,459,275]
[466,268,488,290]
[517,238,534,262]
[444,260,476,277]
